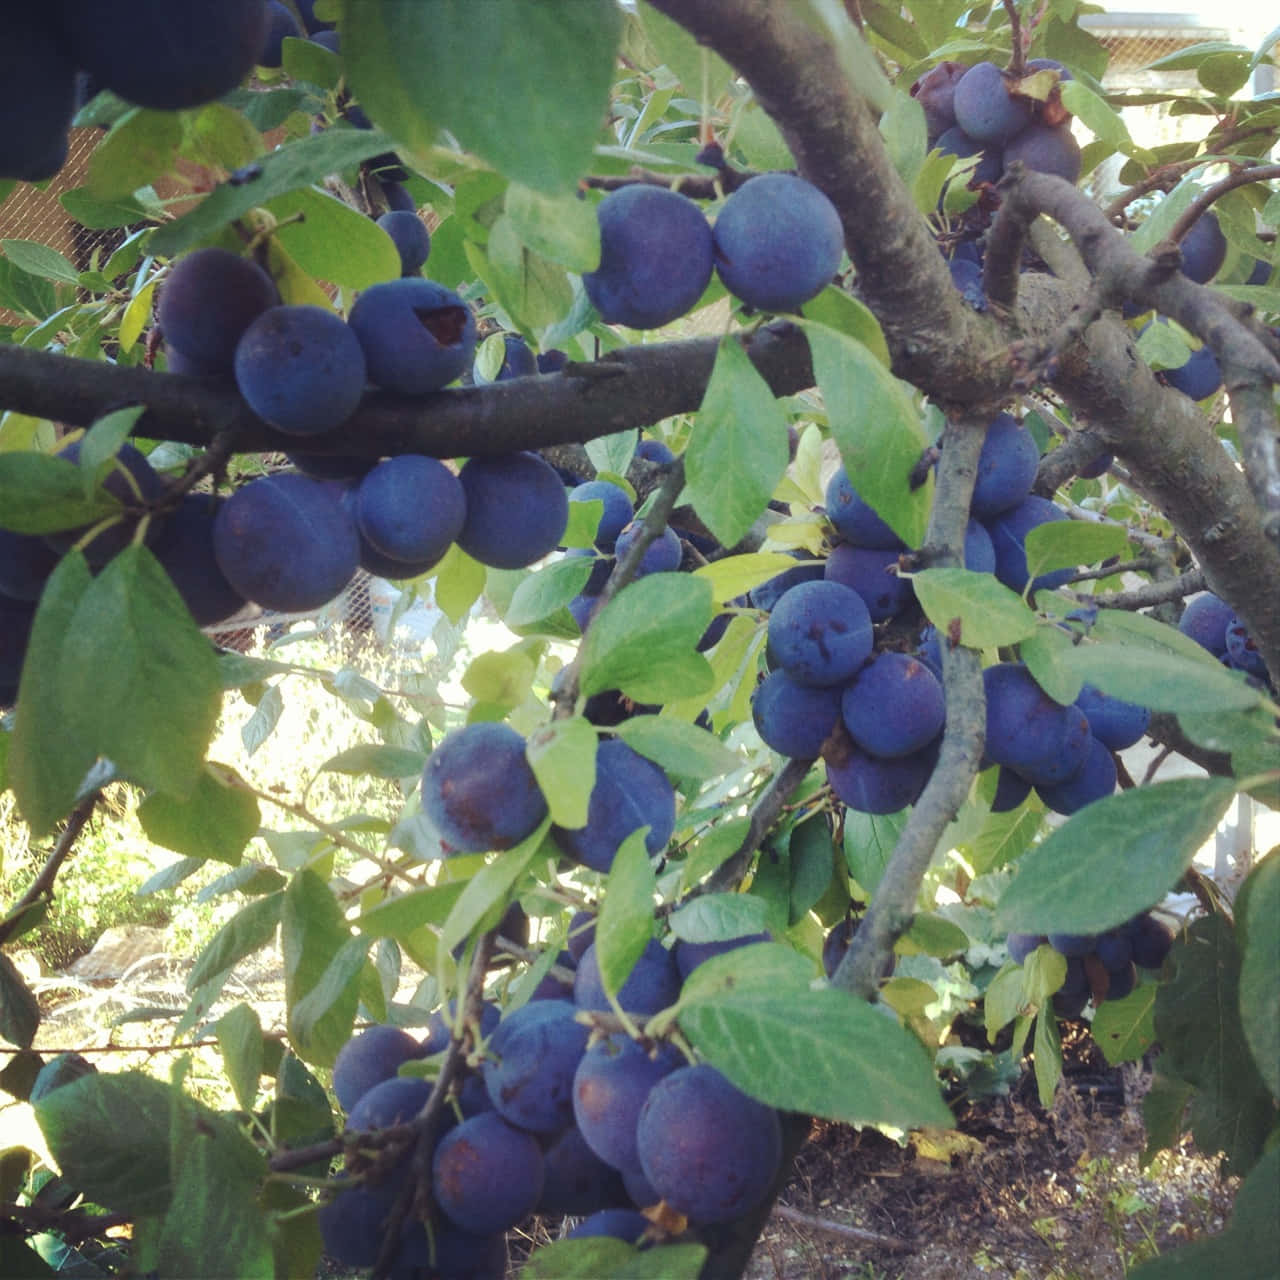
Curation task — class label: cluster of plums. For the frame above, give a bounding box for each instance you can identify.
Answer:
[319,917,783,1272]
[584,170,845,328]
[2,0,340,184]
[1007,911,1175,1017]
[1177,589,1273,691]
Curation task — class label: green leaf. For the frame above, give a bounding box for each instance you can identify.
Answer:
[526,717,599,829]
[1023,520,1130,580]
[88,109,184,200]
[1141,1072,1194,1168]
[585,429,637,479]
[668,893,771,944]
[317,744,426,780]
[344,0,622,193]
[1237,853,1280,1100]
[1090,983,1157,1066]
[995,778,1237,935]
[505,556,594,631]
[614,716,738,779]
[78,407,147,492]
[580,574,714,704]
[1,239,80,285]
[137,766,261,865]
[282,871,360,1067]
[186,892,284,992]
[679,816,752,892]
[596,830,658,1004]
[685,337,791,549]
[879,88,927,186]
[523,1239,707,1280]
[1059,81,1132,151]
[179,101,263,173]
[504,183,601,272]
[466,216,573,337]
[148,126,406,258]
[0,452,122,535]
[693,551,806,602]
[264,186,402,288]
[679,944,951,1129]
[216,1003,265,1113]
[913,568,1037,650]
[961,794,1045,874]
[438,825,549,954]
[0,954,39,1049]
[1032,1004,1062,1106]
[291,935,371,1046]
[1156,915,1273,1175]
[356,882,467,939]
[802,319,931,548]
[281,33,342,89]
[1017,621,1085,705]
[432,544,486,624]
[787,815,835,924]
[635,5,734,101]
[897,913,969,958]
[461,648,537,710]
[984,963,1031,1038]
[843,808,907,894]
[800,287,889,366]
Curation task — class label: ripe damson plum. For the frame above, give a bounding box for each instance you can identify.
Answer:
[766,579,874,687]
[0,529,61,601]
[213,473,359,612]
[712,172,844,313]
[674,931,772,980]
[1006,932,1045,965]
[456,452,568,569]
[983,663,1091,786]
[318,1180,427,1269]
[748,555,825,612]
[473,333,537,383]
[480,1000,589,1134]
[964,519,997,573]
[1178,592,1234,657]
[1073,683,1150,750]
[50,0,269,111]
[537,1124,629,1215]
[840,652,945,759]
[432,1111,545,1235]
[826,739,938,815]
[1035,734,1116,815]
[152,495,247,627]
[1128,913,1174,970]
[158,248,279,374]
[259,0,302,66]
[1162,344,1222,401]
[420,999,501,1056]
[569,480,634,552]
[583,185,714,329]
[1179,211,1227,284]
[949,256,987,311]
[348,278,477,394]
[984,495,1074,594]
[1048,933,1095,959]
[234,305,367,435]
[333,1024,427,1111]
[375,210,431,275]
[345,1076,431,1133]
[29,1052,96,1102]
[911,60,967,141]
[1103,961,1137,1001]
[613,522,682,577]
[934,126,1003,189]
[0,594,36,707]
[552,738,676,874]
[821,919,895,980]
[824,466,905,549]
[969,412,1039,520]
[952,61,1035,144]
[354,454,465,568]
[420,721,547,853]
[0,10,77,182]
[567,1208,651,1243]
[573,1033,684,1174]
[823,544,914,622]
[636,1064,782,1225]
[991,765,1032,812]
[429,1224,508,1280]
[635,437,676,465]
[1003,123,1081,182]
[1094,929,1133,972]
[1225,618,1268,680]
[574,938,681,1019]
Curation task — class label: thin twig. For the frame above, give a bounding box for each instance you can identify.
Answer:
[772,1202,912,1251]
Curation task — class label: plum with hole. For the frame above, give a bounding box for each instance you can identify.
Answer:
[911,60,968,141]
[841,652,945,759]
[1004,122,1081,182]
[823,544,914,622]
[751,668,844,759]
[983,663,1091,787]
[420,721,547,853]
[584,185,714,329]
[1162,343,1222,401]
[473,334,537,383]
[826,738,938,815]
[259,0,302,66]
[538,1124,629,1216]
[152,495,247,626]
[353,454,465,568]
[970,412,1039,520]
[432,1111,545,1235]
[612,521,682,577]
[825,466,905,549]
[213,472,358,612]
[456,452,568,569]
[984,494,1074,594]
[1,11,78,181]
[1178,591,1234,657]
[574,938,681,1019]
[568,1208,651,1243]
[345,1075,431,1133]
[766,579,874,687]
[636,1063,781,1225]
[1128,913,1174,970]
[569,480,634,553]
[50,0,268,110]
[1036,734,1116,815]
[712,172,844,312]
[158,248,280,375]
[348,278,477,394]
[1073,683,1149,750]
[1179,211,1227,284]
[332,1025,427,1110]
[953,61,1035,144]
[375,210,430,276]
[0,530,61,601]
[552,738,676,874]
[480,999,589,1134]
[234,305,367,435]
[573,1033,684,1174]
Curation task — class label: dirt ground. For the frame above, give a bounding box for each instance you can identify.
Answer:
[18,940,1237,1280]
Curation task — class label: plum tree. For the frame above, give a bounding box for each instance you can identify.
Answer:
[347,278,477,394]
[711,172,844,312]
[583,185,715,328]
[420,722,546,853]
